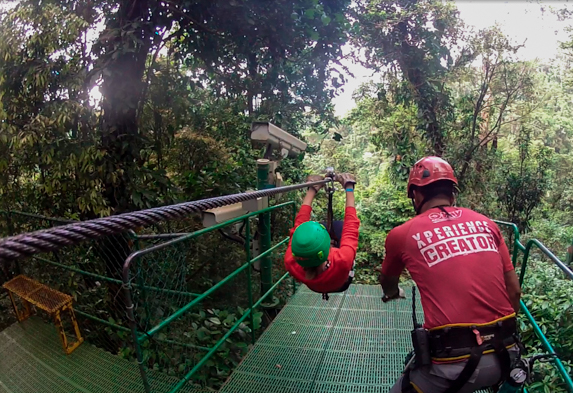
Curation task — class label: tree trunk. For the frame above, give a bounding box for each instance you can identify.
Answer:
[396,21,444,156]
[96,0,153,342]
[99,0,152,215]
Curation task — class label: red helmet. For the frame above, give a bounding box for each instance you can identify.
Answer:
[407,156,458,198]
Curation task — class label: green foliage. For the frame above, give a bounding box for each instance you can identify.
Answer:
[135,307,259,388]
[356,173,414,280]
[348,93,424,183]
[353,0,462,156]
[0,0,352,218]
[520,260,573,393]
[495,131,553,231]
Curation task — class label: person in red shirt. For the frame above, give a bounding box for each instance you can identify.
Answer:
[284,173,360,297]
[381,157,522,393]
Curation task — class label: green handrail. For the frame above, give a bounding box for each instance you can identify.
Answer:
[169,272,291,393]
[122,201,296,393]
[520,239,573,285]
[143,237,289,339]
[519,301,572,391]
[495,221,573,392]
[493,220,525,265]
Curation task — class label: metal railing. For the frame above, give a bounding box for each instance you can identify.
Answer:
[494,220,573,392]
[122,201,296,393]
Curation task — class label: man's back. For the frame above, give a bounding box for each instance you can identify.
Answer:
[382,206,515,329]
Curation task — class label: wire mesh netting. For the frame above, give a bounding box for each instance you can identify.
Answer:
[1,200,296,392]
[0,210,138,354]
[125,207,294,390]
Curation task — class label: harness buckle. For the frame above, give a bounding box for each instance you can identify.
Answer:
[473,329,484,346]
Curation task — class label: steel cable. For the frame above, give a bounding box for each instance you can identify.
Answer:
[0,179,331,262]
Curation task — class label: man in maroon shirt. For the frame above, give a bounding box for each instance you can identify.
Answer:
[284,173,360,297]
[381,157,522,393]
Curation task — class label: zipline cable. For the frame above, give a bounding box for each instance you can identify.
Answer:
[0,179,332,263]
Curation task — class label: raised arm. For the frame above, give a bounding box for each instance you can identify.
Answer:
[333,173,360,266]
[295,175,324,226]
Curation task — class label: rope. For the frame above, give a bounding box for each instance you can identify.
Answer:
[0,179,331,263]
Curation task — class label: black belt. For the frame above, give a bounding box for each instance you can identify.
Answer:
[429,317,517,359]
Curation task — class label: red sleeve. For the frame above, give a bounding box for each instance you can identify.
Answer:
[491,221,514,272]
[294,204,312,227]
[381,228,405,276]
[336,207,360,269]
[284,205,312,278]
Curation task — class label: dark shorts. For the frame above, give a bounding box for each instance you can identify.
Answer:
[390,347,519,393]
[320,220,344,247]
[331,274,354,293]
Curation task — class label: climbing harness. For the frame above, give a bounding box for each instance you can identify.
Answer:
[401,287,521,393]
[324,167,339,244]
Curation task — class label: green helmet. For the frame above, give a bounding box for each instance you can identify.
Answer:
[291,221,331,268]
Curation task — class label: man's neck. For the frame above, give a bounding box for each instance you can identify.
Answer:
[304,261,327,280]
[419,197,452,214]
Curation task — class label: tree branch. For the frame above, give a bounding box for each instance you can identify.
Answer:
[164,4,224,36]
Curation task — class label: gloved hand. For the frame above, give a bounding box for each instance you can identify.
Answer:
[335,173,357,189]
[306,175,324,192]
[382,286,406,303]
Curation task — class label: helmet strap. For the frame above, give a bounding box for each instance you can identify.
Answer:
[412,193,429,215]
[412,198,421,215]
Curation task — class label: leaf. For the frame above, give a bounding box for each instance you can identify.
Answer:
[304,9,316,19]
[209,317,221,325]
[196,328,209,341]
[252,311,263,330]
[321,15,331,25]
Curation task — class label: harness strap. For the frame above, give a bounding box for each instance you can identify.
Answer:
[493,337,511,382]
[439,338,511,393]
[401,368,418,393]
[443,344,485,393]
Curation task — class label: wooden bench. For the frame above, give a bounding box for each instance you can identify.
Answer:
[3,275,84,354]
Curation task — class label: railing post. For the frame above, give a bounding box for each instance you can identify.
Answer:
[257,159,276,306]
[123,256,151,393]
[244,219,256,344]
[510,227,520,268]
[291,202,297,295]
[131,231,151,331]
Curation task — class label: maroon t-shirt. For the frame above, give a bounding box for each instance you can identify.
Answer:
[381,206,515,329]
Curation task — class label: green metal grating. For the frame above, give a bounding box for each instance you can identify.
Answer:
[221,284,491,393]
[0,285,492,393]
[0,317,211,393]
[220,284,415,393]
